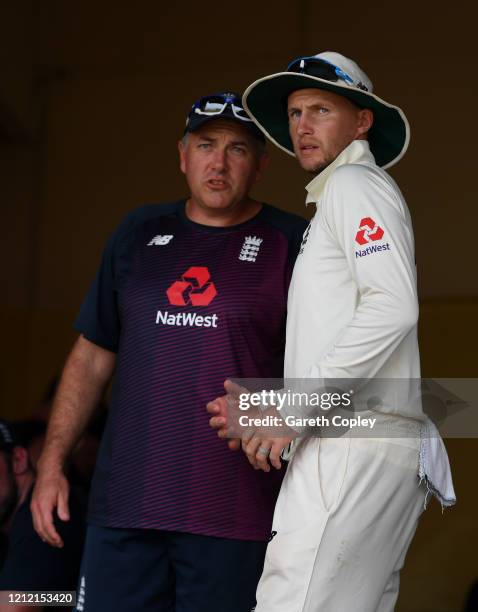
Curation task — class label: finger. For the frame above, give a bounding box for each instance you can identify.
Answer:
[217,427,233,440]
[57,486,70,522]
[228,439,241,451]
[209,416,226,430]
[224,379,249,399]
[43,512,64,547]
[211,415,242,439]
[244,436,263,469]
[37,500,63,547]
[269,442,283,470]
[206,400,221,415]
[240,428,255,445]
[241,431,254,453]
[30,497,43,538]
[207,396,228,416]
[255,441,272,472]
[30,495,50,543]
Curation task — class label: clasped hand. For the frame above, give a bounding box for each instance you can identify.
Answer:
[207,379,295,472]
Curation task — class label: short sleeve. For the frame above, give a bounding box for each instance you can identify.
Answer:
[74,213,136,352]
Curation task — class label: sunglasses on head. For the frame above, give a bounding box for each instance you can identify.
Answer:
[191,93,253,122]
[287,56,369,92]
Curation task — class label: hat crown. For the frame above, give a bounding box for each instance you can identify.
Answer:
[184,90,265,142]
[314,51,373,93]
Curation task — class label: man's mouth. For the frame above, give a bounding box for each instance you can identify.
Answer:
[300,145,319,151]
[207,179,228,189]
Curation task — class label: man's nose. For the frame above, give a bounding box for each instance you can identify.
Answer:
[296,113,312,136]
[210,149,227,172]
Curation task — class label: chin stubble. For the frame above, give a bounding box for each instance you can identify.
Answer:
[308,158,332,175]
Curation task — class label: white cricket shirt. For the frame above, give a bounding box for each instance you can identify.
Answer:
[284,140,424,420]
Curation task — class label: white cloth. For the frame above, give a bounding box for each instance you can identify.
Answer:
[419,418,456,508]
[280,140,455,506]
[256,433,426,612]
[259,140,456,611]
[284,141,421,405]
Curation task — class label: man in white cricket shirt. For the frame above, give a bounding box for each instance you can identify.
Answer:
[208,51,456,611]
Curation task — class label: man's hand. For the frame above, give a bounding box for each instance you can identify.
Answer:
[207,393,241,451]
[242,435,294,472]
[31,467,70,548]
[207,379,263,451]
[208,380,296,463]
[30,335,115,547]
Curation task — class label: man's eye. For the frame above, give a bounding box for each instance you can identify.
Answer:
[289,110,300,119]
[232,146,246,154]
[318,107,328,114]
[198,143,211,149]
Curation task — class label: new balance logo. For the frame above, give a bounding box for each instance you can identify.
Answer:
[239,235,263,262]
[148,235,174,246]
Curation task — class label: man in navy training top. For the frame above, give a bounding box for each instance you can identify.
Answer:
[30,91,308,612]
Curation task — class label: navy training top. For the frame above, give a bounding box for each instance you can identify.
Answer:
[75,200,307,541]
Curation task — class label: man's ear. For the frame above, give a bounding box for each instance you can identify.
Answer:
[12,446,29,475]
[178,139,187,175]
[255,151,270,183]
[357,109,374,138]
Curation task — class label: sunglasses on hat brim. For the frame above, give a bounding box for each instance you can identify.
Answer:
[287,56,369,92]
[190,93,253,122]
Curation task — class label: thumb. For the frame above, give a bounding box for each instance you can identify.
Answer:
[57,486,70,522]
[206,400,220,414]
[224,379,249,399]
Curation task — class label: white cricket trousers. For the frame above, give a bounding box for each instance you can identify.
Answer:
[255,423,426,612]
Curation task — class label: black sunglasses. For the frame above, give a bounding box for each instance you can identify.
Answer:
[287,56,369,92]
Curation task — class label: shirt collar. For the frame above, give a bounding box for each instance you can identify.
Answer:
[305,140,375,205]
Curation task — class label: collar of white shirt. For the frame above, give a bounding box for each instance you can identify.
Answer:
[305,140,375,206]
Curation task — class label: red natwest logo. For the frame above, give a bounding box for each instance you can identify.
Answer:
[166,266,217,306]
[355,217,384,245]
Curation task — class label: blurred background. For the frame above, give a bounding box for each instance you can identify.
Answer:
[1,1,477,610]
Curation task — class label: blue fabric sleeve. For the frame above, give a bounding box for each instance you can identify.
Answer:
[74,213,135,352]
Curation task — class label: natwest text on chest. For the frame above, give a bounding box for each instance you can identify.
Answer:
[155,310,219,328]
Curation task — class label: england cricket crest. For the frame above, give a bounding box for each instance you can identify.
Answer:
[239,235,263,263]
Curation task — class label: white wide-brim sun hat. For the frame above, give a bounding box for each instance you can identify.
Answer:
[243,51,410,170]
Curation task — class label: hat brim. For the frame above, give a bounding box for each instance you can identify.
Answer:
[243,72,410,169]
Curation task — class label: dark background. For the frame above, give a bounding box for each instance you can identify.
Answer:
[1,2,477,610]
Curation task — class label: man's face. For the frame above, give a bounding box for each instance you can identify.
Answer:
[287,88,372,174]
[0,452,18,528]
[178,119,267,213]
